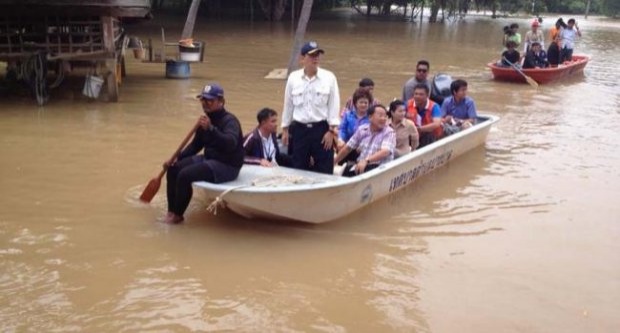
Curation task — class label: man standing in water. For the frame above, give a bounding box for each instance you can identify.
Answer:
[281,41,340,174]
[164,83,244,224]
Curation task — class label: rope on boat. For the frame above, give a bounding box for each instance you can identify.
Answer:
[205,174,320,215]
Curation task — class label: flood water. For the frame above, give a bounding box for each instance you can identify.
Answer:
[1,11,619,332]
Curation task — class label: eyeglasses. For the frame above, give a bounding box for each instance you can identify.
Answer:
[417,68,428,73]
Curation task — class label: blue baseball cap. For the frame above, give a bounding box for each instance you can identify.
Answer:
[300,41,325,56]
[197,83,224,100]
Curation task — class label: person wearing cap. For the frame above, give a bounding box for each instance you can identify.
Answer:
[523,41,549,69]
[340,77,381,117]
[560,18,581,62]
[281,41,340,174]
[524,19,544,54]
[402,60,432,104]
[163,83,244,224]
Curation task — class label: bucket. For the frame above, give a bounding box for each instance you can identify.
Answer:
[82,75,104,98]
[133,48,145,60]
[165,60,190,79]
[178,42,202,62]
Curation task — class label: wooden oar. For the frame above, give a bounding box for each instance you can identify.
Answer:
[139,121,200,203]
[502,56,539,88]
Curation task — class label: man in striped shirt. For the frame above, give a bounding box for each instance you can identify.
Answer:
[334,105,396,177]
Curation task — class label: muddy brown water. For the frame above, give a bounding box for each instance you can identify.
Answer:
[1,12,619,332]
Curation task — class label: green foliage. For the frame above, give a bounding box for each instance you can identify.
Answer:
[601,0,620,16]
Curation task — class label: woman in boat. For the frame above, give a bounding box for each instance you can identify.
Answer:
[337,87,372,162]
[503,23,521,50]
[388,99,418,158]
[340,78,380,117]
[549,18,567,45]
[523,19,544,54]
[334,104,396,177]
[547,34,562,67]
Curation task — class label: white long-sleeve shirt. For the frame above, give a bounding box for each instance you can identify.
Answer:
[524,30,544,53]
[281,67,340,129]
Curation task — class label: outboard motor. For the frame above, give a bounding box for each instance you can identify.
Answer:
[431,73,453,106]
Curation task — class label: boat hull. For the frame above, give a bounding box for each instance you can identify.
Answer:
[194,115,499,224]
[487,55,589,84]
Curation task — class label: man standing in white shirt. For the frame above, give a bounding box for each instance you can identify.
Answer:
[561,18,582,62]
[281,41,340,174]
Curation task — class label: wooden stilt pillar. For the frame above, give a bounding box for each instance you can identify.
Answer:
[106,58,119,102]
[102,16,119,102]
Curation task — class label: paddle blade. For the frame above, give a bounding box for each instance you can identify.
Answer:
[139,177,161,203]
[525,75,539,88]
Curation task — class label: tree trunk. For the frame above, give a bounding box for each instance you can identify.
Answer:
[181,0,201,39]
[429,1,440,22]
[287,0,314,75]
[585,0,592,19]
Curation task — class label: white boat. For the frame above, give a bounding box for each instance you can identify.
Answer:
[194,114,499,224]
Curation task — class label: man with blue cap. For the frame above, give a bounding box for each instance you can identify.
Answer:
[281,41,340,174]
[163,83,244,224]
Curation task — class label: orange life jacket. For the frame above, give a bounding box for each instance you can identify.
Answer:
[406,98,443,138]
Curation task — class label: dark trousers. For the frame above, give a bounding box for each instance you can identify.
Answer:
[167,155,215,216]
[418,132,437,148]
[562,47,574,62]
[290,121,334,174]
[337,149,359,165]
[342,162,379,177]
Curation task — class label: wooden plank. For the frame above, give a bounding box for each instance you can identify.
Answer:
[0,6,151,17]
[0,0,150,7]
[0,50,113,61]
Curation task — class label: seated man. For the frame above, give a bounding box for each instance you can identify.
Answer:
[243,108,290,167]
[501,40,520,67]
[334,105,395,177]
[440,79,478,136]
[405,83,442,147]
[523,41,549,69]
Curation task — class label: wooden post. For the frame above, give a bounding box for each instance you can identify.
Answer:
[102,16,118,102]
[286,0,314,75]
[181,0,202,39]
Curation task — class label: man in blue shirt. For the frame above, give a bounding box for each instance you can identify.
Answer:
[440,79,478,136]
